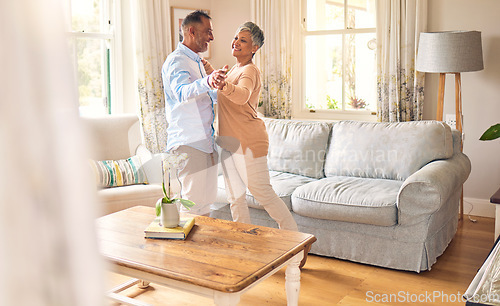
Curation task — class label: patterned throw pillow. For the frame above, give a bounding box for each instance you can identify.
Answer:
[90,155,148,188]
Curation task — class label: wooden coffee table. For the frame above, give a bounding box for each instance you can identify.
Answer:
[97,206,316,305]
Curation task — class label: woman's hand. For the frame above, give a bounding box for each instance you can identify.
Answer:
[208,65,229,90]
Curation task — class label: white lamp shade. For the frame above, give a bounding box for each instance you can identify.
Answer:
[416,31,484,73]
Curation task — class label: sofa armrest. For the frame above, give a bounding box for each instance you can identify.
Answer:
[397,152,471,225]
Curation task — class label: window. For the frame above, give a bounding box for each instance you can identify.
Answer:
[301,0,376,118]
[66,0,119,115]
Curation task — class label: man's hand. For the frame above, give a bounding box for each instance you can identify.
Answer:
[208,65,229,90]
[201,58,214,74]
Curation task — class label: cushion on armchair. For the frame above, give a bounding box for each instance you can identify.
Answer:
[90,155,148,188]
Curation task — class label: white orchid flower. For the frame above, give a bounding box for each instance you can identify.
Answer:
[156,152,195,216]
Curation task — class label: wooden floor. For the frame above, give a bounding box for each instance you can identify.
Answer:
[106,216,495,305]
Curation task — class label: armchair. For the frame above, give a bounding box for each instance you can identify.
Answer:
[82,114,163,216]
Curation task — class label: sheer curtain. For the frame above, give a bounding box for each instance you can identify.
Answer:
[132,0,171,153]
[0,1,105,305]
[376,0,427,122]
[252,0,294,119]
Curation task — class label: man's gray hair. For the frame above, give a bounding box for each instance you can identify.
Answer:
[181,10,211,31]
[236,22,264,49]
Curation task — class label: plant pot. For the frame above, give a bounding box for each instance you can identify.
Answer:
[159,199,180,228]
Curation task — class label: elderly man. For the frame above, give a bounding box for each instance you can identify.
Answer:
[162,10,226,216]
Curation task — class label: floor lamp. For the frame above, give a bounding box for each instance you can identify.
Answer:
[416,31,484,221]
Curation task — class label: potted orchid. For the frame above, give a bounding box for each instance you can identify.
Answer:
[155,152,195,227]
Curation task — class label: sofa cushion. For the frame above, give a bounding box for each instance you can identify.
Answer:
[291,176,402,226]
[324,120,453,181]
[90,155,148,188]
[264,118,331,179]
[217,171,317,210]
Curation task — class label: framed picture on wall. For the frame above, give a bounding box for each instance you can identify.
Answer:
[171,7,210,59]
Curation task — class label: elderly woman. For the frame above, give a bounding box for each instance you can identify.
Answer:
[203,22,298,231]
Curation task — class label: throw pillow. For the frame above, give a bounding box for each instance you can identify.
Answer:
[90,155,148,188]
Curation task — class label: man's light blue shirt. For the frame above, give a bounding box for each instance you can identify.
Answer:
[162,43,217,153]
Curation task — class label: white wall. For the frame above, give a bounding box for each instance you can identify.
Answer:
[209,0,252,69]
[424,0,500,216]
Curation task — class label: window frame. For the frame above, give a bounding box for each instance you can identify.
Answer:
[293,0,377,121]
[66,0,123,115]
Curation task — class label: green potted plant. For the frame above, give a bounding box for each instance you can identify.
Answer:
[155,153,195,227]
[480,124,500,141]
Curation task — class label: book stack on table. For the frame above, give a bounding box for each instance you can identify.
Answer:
[144,217,195,240]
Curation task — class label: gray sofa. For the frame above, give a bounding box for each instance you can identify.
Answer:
[210,118,471,272]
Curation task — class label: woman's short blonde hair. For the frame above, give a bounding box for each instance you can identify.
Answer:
[236,22,264,49]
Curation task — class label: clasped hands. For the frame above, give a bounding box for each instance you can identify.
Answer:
[208,64,229,90]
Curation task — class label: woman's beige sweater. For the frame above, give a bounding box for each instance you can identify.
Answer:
[217,63,268,158]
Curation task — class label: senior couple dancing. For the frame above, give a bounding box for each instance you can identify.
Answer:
[162,10,297,232]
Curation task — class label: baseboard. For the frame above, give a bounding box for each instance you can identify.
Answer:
[463,197,495,218]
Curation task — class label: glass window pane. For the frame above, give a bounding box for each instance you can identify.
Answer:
[71,0,103,32]
[306,0,375,31]
[305,35,343,110]
[306,0,344,31]
[348,0,376,29]
[344,33,376,111]
[72,37,108,115]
